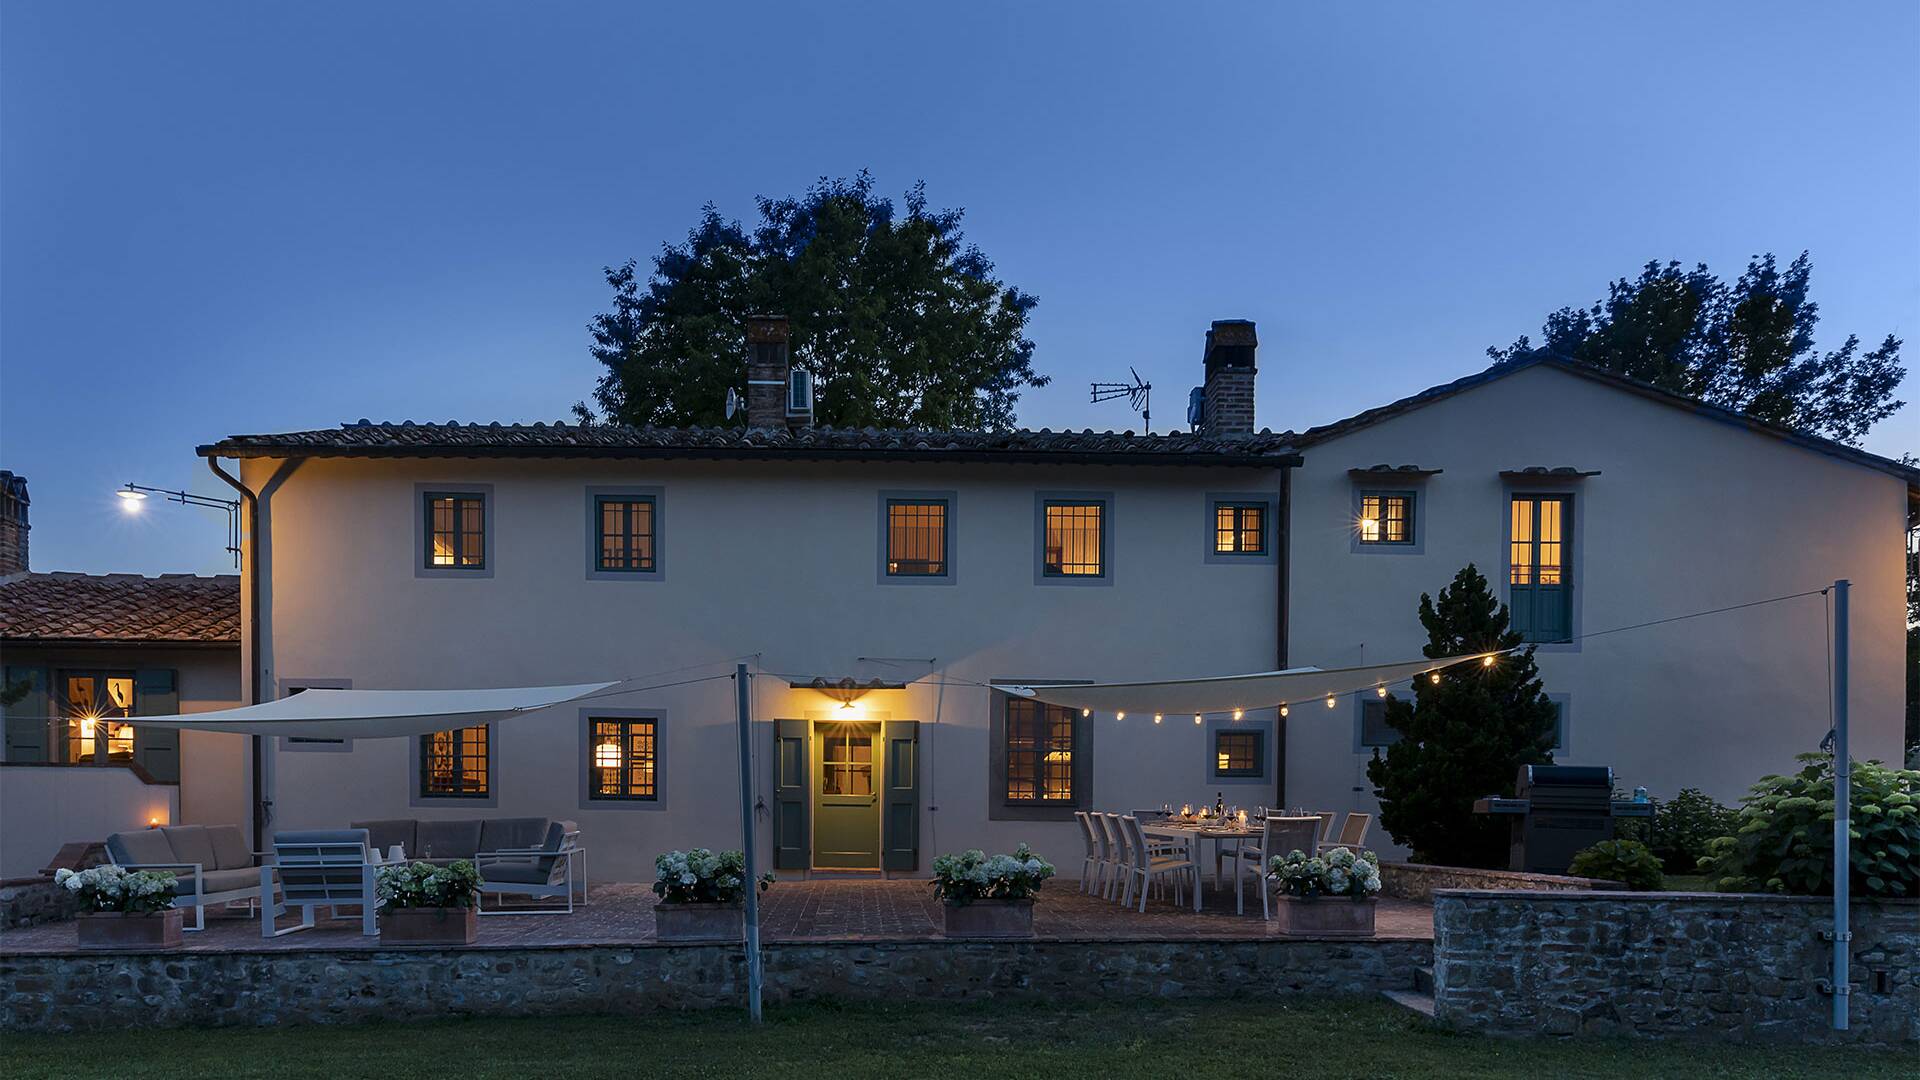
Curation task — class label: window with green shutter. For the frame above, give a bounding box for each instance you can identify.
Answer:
[1509,495,1573,643]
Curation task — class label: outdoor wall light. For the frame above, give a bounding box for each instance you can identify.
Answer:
[115,482,241,566]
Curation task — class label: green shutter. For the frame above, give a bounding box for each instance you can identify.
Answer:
[132,669,180,783]
[772,719,809,870]
[3,666,49,762]
[881,721,919,871]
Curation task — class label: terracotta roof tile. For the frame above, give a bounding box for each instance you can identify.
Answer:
[0,572,239,644]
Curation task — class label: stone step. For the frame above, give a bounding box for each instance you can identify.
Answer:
[1380,988,1436,1020]
[1412,964,1435,993]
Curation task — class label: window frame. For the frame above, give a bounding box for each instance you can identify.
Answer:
[1213,729,1264,778]
[1504,489,1579,647]
[585,486,665,582]
[1355,696,1403,752]
[576,707,670,810]
[410,722,496,806]
[414,483,494,579]
[584,715,660,802]
[876,490,956,585]
[1353,489,1418,549]
[1204,492,1278,564]
[1033,491,1114,586]
[987,686,1093,819]
[1204,713,1275,785]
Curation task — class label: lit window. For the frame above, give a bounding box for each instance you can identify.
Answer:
[1510,495,1572,643]
[424,493,486,568]
[420,725,489,797]
[1358,492,1414,545]
[1043,502,1104,576]
[588,717,657,800]
[886,500,948,576]
[820,726,875,796]
[1214,730,1263,777]
[1213,502,1266,555]
[1005,699,1075,802]
[61,673,135,764]
[596,497,656,572]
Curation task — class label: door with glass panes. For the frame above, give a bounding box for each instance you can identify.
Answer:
[811,722,881,869]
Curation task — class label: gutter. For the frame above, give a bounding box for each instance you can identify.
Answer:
[1275,459,1293,810]
[204,457,267,850]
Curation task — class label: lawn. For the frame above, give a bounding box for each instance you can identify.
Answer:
[6,998,1906,1080]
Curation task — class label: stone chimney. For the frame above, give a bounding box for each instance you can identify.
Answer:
[1202,319,1257,437]
[746,315,791,430]
[0,471,28,576]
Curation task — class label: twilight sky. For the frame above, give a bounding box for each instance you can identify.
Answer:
[3,1,1916,576]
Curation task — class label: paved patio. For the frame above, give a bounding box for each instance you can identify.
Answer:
[0,879,1431,953]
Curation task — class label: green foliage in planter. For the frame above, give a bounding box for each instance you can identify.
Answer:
[53,866,178,914]
[1568,839,1665,890]
[376,860,481,909]
[652,848,773,904]
[1699,754,1919,898]
[931,843,1055,906]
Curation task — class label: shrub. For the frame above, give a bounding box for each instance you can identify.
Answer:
[376,860,481,909]
[53,865,178,913]
[1649,788,1740,869]
[652,849,772,905]
[1699,755,1918,898]
[1568,839,1665,890]
[1266,846,1382,899]
[930,843,1055,906]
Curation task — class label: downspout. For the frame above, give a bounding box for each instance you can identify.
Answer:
[205,456,266,850]
[1275,461,1293,809]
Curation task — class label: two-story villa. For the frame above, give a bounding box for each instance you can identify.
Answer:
[185,318,1913,879]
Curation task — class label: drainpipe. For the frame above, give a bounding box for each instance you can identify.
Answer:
[205,456,267,850]
[1274,462,1293,809]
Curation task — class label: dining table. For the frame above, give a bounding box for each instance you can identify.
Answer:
[1140,820,1257,913]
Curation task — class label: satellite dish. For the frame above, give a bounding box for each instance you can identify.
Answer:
[724,387,741,420]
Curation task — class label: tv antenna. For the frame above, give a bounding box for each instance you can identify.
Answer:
[1091,368,1152,432]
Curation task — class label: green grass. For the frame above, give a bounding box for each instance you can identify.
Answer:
[6,998,1906,1080]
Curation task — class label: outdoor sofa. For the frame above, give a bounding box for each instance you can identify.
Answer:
[105,824,269,931]
[351,816,586,914]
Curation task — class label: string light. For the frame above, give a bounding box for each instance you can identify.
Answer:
[1482,654,1496,667]
[1193,713,1202,725]
[1325,695,1337,709]
[1232,708,1243,721]
[1429,672,1441,685]
[1115,711,1125,721]
[1153,713,1163,724]
[1376,686,1388,698]
[1081,708,1091,717]
[1279,704,1289,717]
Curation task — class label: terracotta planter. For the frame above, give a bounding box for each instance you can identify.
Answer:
[655,900,744,943]
[942,898,1035,939]
[1271,895,1376,938]
[77,909,183,950]
[380,905,477,945]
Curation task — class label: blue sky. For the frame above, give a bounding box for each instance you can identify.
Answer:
[4,1,1916,576]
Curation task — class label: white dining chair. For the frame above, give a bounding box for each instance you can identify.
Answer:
[1228,815,1320,918]
[1317,811,1373,854]
[1074,811,1101,895]
[1315,811,1338,844]
[1119,814,1193,913]
[1098,813,1128,901]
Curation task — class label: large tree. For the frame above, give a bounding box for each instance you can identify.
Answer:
[1366,565,1560,868]
[1490,252,1904,445]
[581,172,1044,430]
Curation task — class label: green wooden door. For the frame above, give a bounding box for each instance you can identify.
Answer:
[772,720,809,870]
[881,721,920,871]
[812,722,881,869]
[3,665,49,762]
[133,669,180,783]
[1509,495,1572,643]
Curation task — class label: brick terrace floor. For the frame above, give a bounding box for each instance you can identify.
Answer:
[0,879,1431,953]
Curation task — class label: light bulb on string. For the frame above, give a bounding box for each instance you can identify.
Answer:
[1153,713,1163,724]
[1429,672,1441,685]
[1081,708,1091,718]
[1232,708,1243,721]
[1482,654,1496,667]
[1193,713,1202,725]
[1376,686,1387,698]
[1325,695,1337,709]
[1279,704,1289,717]
[1116,711,1125,721]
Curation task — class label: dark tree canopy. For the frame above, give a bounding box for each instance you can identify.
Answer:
[1365,564,1560,868]
[582,172,1045,430]
[1490,253,1904,445]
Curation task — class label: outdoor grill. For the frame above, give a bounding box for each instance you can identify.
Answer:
[1474,764,1640,874]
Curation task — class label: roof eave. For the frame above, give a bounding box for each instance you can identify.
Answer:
[197,443,1304,468]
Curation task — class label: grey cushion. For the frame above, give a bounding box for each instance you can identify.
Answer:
[415,819,482,860]
[206,825,252,870]
[170,867,262,896]
[479,858,552,885]
[161,826,217,871]
[108,829,176,868]
[541,820,576,853]
[352,819,418,856]
[479,817,549,853]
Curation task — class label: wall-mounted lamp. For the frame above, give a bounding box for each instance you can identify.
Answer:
[116,483,242,567]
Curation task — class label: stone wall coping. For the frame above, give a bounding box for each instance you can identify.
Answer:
[1434,888,1920,907]
[1383,863,1617,888]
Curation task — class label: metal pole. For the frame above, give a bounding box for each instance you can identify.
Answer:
[1830,580,1850,1031]
[734,663,764,1022]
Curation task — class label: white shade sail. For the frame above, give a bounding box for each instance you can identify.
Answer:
[125,682,619,740]
[993,653,1502,715]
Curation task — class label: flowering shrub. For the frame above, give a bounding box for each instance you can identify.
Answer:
[652,849,772,904]
[55,865,177,914]
[1699,754,1919,898]
[930,843,1055,906]
[376,860,481,909]
[1266,846,1381,899]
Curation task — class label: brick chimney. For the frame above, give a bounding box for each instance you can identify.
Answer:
[0,471,28,576]
[746,315,791,430]
[1202,319,1257,437]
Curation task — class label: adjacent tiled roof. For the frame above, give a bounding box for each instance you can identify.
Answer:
[1296,353,1920,487]
[198,422,1303,466]
[0,573,240,645]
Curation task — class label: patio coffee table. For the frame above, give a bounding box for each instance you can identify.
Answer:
[1141,822,1256,913]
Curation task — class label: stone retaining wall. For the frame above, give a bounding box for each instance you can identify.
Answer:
[1432,890,1918,1044]
[0,879,78,931]
[0,937,1431,1032]
[1379,863,1619,903]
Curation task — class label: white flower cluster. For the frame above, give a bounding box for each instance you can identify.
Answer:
[1266,845,1381,899]
[931,842,1056,906]
[652,848,767,904]
[54,865,178,913]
